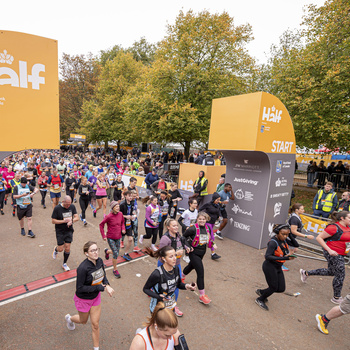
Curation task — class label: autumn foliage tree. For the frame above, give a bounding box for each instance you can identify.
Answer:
[263,0,350,150]
[59,53,99,141]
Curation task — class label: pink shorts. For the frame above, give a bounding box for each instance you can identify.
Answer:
[74,292,101,313]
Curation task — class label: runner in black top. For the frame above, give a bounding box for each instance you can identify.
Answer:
[78,176,92,226]
[255,224,295,311]
[143,246,196,313]
[111,174,124,202]
[168,183,183,219]
[64,241,114,350]
[51,195,79,271]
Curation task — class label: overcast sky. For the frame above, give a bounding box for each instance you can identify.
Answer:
[2,0,323,64]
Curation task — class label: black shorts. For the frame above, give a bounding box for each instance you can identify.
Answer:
[113,192,122,201]
[17,205,33,220]
[56,230,73,246]
[96,195,107,200]
[6,188,11,194]
[220,208,228,219]
[123,227,133,237]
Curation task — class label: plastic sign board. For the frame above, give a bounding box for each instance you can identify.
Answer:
[0,30,59,159]
[69,134,86,142]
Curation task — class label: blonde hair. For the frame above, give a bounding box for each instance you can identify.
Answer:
[145,301,178,329]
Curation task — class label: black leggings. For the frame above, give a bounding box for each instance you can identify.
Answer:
[183,250,205,290]
[307,250,345,298]
[258,260,286,301]
[0,191,5,209]
[40,190,47,206]
[66,190,75,201]
[79,196,90,220]
[144,227,158,244]
[158,216,167,239]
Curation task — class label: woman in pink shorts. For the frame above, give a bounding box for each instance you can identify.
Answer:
[65,241,114,350]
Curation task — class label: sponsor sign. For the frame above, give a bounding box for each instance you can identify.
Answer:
[69,134,86,142]
[300,214,328,234]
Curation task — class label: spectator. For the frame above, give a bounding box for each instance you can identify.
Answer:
[313,182,338,218]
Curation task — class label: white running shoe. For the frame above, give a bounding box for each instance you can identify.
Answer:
[151,244,158,252]
[139,235,144,244]
[331,296,344,304]
[300,269,308,283]
[62,263,70,272]
[52,246,58,260]
[65,314,75,331]
[183,255,190,263]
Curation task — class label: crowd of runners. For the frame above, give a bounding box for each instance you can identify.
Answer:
[1,147,350,349]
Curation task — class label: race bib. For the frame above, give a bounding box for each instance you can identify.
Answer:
[164,294,176,310]
[82,187,88,194]
[0,184,3,190]
[117,184,122,190]
[102,182,106,188]
[190,219,196,226]
[53,184,59,190]
[69,185,74,190]
[93,184,97,190]
[345,242,350,255]
[199,233,208,245]
[91,267,104,286]
[62,211,72,219]
[22,196,31,205]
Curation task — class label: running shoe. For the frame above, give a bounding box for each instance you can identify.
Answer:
[255,298,269,311]
[215,232,223,240]
[43,205,46,209]
[65,314,75,331]
[79,214,83,221]
[211,253,221,260]
[199,294,211,305]
[120,241,124,248]
[21,228,25,236]
[139,235,144,244]
[83,219,87,226]
[315,314,329,335]
[62,263,70,272]
[52,246,58,259]
[300,269,308,283]
[74,198,77,203]
[93,210,96,218]
[113,269,121,278]
[133,246,141,253]
[27,230,35,238]
[4,199,7,205]
[282,265,289,271]
[90,204,94,210]
[0,209,4,215]
[104,248,110,260]
[255,289,268,302]
[183,255,190,263]
[331,296,344,304]
[12,209,16,217]
[174,306,183,317]
[151,244,158,252]
[123,253,133,261]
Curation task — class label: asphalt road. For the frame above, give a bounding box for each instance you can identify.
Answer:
[0,192,349,349]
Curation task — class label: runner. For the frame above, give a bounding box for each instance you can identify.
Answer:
[88,168,98,212]
[78,176,93,226]
[111,174,125,203]
[12,177,39,237]
[215,183,235,239]
[65,171,77,202]
[316,294,350,335]
[129,302,183,350]
[182,212,218,305]
[127,177,139,199]
[10,172,21,216]
[255,224,295,311]
[72,165,82,203]
[168,183,182,219]
[0,174,7,215]
[158,218,191,317]
[106,167,116,201]
[95,173,108,218]
[48,168,65,210]
[131,190,141,253]
[143,246,196,313]
[56,158,67,178]
[99,201,125,278]
[119,190,136,261]
[64,241,114,350]
[51,195,79,271]
[4,165,15,205]
[158,191,171,239]
[300,211,350,304]
[37,171,48,209]
[140,195,161,251]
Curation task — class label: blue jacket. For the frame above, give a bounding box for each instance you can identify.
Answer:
[145,173,159,188]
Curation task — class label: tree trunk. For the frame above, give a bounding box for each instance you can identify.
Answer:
[104,140,108,151]
[117,140,120,153]
[184,141,191,161]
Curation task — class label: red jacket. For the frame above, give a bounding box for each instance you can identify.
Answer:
[99,211,125,240]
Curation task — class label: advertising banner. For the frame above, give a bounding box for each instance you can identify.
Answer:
[69,134,86,142]
[0,31,59,159]
[300,214,329,234]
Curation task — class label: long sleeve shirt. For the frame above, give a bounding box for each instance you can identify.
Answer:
[99,212,125,240]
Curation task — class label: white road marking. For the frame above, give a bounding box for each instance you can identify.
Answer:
[0,256,149,307]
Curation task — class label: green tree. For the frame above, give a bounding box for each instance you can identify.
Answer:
[59,53,99,141]
[123,10,256,159]
[264,0,350,150]
[80,51,145,149]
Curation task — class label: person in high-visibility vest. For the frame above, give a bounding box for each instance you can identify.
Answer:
[313,182,338,218]
[192,171,208,207]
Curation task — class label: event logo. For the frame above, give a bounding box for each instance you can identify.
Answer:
[233,177,259,186]
[275,177,287,187]
[268,222,274,233]
[179,179,193,192]
[233,220,251,232]
[234,189,244,200]
[274,202,282,217]
[276,160,282,173]
[270,192,289,199]
[231,204,253,216]
[234,189,254,201]
[0,49,46,90]
[262,105,282,123]
[271,140,294,153]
